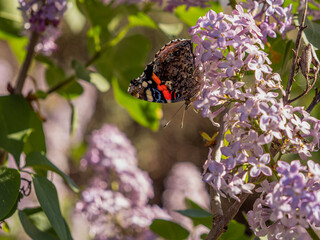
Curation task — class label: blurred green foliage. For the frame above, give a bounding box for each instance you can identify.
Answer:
[0,0,320,239]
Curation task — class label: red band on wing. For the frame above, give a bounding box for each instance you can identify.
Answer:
[152,73,161,85]
[152,73,172,100]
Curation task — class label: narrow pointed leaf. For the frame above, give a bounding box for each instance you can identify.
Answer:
[33,175,73,240]
[19,209,59,240]
[0,167,20,220]
[0,95,46,165]
[150,219,189,240]
[25,152,78,192]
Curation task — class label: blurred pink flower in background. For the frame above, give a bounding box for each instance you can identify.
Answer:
[18,0,67,55]
[76,124,170,240]
[163,162,210,239]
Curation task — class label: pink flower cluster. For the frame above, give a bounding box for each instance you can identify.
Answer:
[189,5,320,238]
[240,0,293,41]
[76,125,169,240]
[190,5,320,201]
[247,160,320,240]
[18,0,67,54]
[298,0,320,21]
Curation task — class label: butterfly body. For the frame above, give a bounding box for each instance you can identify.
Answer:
[128,39,200,105]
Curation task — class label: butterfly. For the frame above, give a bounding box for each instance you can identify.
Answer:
[128,39,201,107]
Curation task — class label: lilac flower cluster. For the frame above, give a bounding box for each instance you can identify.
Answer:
[247,160,320,239]
[189,4,320,238]
[189,6,320,203]
[18,0,67,54]
[162,162,210,239]
[298,0,320,21]
[163,162,210,220]
[240,0,294,41]
[76,125,169,240]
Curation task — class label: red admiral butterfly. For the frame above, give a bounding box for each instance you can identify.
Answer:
[128,39,201,106]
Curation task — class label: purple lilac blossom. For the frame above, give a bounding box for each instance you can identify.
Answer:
[247,160,320,239]
[18,0,67,55]
[298,0,320,21]
[162,162,210,215]
[76,125,169,240]
[189,6,320,203]
[239,0,294,42]
[162,162,210,239]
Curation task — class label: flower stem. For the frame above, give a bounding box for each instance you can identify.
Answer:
[47,75,76,94]
[283,0,308,104]
[306,227,320,240]
[46,39,111,94]
[307,88,320,113]
[0,148,7,166]
[13,31,39,95]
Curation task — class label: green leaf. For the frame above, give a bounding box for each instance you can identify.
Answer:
[128,12,157,29]
[7,128,33,141]
[281,39,295,69]
[185,198,207,210]
[177,209,212,229]
[25,152,79,193]
[25,207,65,235]
[64,0,86,34]
[95,34,151,91]
[1,220,10,233]
[0,31,27,63]
[45,65,66,87]
[34,90,49,99]
[88,72,110,92]
[69,102,77,136]
[69,142,87,165]
[78,0,138,47]
[0,95,46,164]
[302,18,320,49]
[89,27,161,129]
[58,80,84,99]
[0,0,23,37]
[267,37,294,72]
[33,175,73,240]
[181,199,212,228]
[0,0,26,61]
[219,220,249,240]
[45,65,83,99]
[72,60,110,92]
[35,55,55,66]
[158,23,184,38]
[175,2,222,26]
[284,0,298,10]
[177,208,212,219]
[112,34,150,72]
[112,78,161,131]
[150,219,189,240]
[71,60,90,81]
[0,167,20,221]
[200,233,207,239]
[19,209,59,240]
[1,197,18,221]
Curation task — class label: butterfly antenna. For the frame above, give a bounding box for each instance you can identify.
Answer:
[180,103,191,128]
[180,107,186,128]
[163,103,185,128]
[191,104,199,113]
